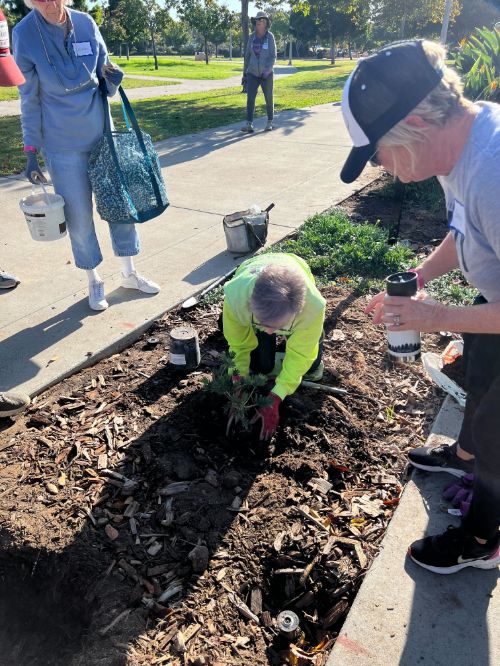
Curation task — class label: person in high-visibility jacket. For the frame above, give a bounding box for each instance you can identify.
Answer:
[222,253,326,439]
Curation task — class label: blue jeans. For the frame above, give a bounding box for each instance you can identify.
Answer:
[43,150,140,270]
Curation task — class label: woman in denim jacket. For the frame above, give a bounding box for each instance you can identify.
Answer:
[241,11,276,134]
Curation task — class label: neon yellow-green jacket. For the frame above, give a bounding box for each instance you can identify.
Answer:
[223,253,326,400]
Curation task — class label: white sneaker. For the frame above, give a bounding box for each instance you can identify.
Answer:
[121,271,160,294]
[265,120,273,131]
[241,122,254,134]
[88,280,108,311]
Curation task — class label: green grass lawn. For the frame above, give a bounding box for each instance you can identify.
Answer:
[0,75,180,102]
[115,56,244,79]
[0,61,355,176]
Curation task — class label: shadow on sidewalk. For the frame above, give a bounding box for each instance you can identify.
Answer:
[0,289,160,392]
[156,107,315,169]
[400,471,499,666]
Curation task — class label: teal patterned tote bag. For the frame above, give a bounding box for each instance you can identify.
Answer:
[88,80,169,224]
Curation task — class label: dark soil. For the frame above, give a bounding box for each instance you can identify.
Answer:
[0,177,451,666]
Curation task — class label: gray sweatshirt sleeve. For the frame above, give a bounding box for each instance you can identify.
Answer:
[13,27,42,149]
[267,32,276,71]
[94,21,119,97]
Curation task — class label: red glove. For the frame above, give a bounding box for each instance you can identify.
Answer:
[253,392,281,440]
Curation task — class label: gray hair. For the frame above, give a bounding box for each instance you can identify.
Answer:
[378,40,470,175]
[251,264,306,325]
[24,0,72,8]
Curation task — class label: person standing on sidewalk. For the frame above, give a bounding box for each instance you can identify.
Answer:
[340,39,500,574]
[0,11,31,417]
[222,253,325,440]
[241,11,276,134]
[0,10,25,293]
[13,0,160,312]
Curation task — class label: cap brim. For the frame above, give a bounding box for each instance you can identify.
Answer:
[0,55,25,86]
[340,143,375,184]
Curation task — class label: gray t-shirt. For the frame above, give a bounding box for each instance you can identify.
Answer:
[438,102,500,303]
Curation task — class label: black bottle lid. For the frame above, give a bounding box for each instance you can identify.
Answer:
[386,271,418,297]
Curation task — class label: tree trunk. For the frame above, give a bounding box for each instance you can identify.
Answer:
[241,0,249,52]
[126,42,130,60]
[229,30,232,60]
[204,36,208,65]
[119,42,122,58]
[330,31,335,65]
[151,26,158,70]
[348,41,352,59]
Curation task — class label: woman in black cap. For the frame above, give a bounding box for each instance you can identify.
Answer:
[241,11,276,133]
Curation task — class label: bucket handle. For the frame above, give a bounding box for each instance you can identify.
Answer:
[31,173,52,207]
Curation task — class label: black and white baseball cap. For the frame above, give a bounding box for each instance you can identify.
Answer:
[340,40,444,184]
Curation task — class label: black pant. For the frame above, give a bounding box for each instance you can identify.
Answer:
[249,329,323,376]
[458,297,500,540]
[246,72,274,123]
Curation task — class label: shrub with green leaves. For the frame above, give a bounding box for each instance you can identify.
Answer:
[203,352,272,432]
[425,270,479,307]
[455,27,500,102]
[273,209,414,284]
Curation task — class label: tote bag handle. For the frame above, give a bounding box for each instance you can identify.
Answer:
[99,79,164,215]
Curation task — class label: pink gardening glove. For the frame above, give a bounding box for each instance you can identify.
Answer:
[252,392,281,440]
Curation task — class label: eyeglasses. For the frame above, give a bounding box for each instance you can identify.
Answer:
[369,147,381,167]
[34,12,94,93]
[252,314,295,334]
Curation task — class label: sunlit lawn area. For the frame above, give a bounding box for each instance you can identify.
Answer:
[0,61,355,176]
[0,75,180,102]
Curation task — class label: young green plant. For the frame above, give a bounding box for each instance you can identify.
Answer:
[203,352,273,433]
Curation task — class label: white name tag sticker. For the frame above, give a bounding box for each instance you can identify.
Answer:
[263,41,269,49]
[73,41,93,57]
[449,201,466,235]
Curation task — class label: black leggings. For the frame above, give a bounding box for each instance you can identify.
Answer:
[458,297,500,540]
[219,315,323,377]
[249,329,323,375]
[246,72,274,123]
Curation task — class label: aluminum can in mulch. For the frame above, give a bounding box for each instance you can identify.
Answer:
[276,610,301,640]
[385,271,421,363]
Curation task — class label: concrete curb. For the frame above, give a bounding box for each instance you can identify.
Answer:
[327,395,500,666]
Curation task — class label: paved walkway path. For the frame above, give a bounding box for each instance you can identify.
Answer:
[0,102,376,396]
[0,66,297,117]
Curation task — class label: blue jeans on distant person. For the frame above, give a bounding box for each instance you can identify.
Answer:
[246,72,274,123]
[43,150,140,270]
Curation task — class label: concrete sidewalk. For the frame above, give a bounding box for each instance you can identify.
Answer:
[0,66,297,117]
[328,397,500,666]
[0,103,376,396]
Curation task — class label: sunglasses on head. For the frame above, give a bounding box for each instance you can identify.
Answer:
[369,147,381,167]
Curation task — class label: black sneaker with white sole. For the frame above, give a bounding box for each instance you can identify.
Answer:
[409,526,500,574]
[408,441,475,478]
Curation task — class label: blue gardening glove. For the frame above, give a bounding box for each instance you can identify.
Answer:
[102,63,124,87]
[25,151,47,185]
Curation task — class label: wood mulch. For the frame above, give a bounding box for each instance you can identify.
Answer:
[0,177,451,666]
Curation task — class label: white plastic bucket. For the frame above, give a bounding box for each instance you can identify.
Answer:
[20,184,66,242]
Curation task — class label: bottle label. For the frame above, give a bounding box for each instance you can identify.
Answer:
[387,329,421,361]
[170,353,186,365]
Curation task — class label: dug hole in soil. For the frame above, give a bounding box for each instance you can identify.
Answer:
[0,176,451,666]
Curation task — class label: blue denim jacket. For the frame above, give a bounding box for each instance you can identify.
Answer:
[13,8,118,152]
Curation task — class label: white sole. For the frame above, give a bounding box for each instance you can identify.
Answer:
[409,460,469,478]
[410,550,500,575]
